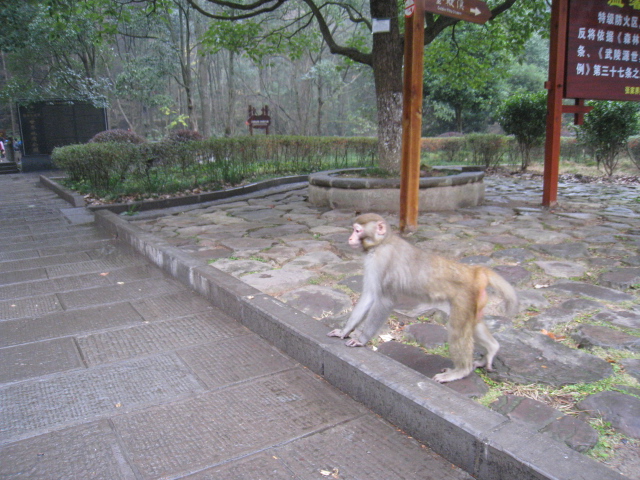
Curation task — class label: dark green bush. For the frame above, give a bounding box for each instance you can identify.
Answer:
[52,135,377,201]
[439,137,466,164]
[577,101,640,176]
[89,129,146,144]
[52,142,143,189]
[164,129,204,143]
[498,91,547,171]
[465,134,510,169]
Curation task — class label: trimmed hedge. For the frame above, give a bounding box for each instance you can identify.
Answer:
[52,136,377,197]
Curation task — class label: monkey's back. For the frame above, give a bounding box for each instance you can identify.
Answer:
[369,233,486,302]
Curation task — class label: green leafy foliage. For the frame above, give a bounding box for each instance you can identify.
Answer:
[498,91,547,171]
[90,129,147,144]
[52,136,377,201]
[578,101,640,176]
[464,134,510,169]
[163,129,204,143]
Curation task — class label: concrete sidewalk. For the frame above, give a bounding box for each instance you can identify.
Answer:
[0,172,631,480]
[0,173,475,479]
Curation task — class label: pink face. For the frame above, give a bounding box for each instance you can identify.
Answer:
[348,223,363,249]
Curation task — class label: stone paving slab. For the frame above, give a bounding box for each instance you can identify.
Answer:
[0,421,136,480]
[37,238,112,257]
[0,249,44,262]
[111,369,365,479]
[76,311,247,366]
[272,415,472,480]
[0,294,62,320]
[45,253,147,278]
[0,337,84,384]
[0,303,146,348]
[58,277,187,310]
[0,252,92,273]
[129,290,216,321]
[178,334,298,388]
[0,267,49,287]
[0,353,205,445]
[0,271,112,301]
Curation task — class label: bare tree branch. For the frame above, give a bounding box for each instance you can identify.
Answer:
[425,0,521,45]
[185,0,288,20]
[300,0,372,65]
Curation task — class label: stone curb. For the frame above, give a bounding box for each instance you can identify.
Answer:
[40,174,309,214]
[39,175,86,207]
[93,208,625,480]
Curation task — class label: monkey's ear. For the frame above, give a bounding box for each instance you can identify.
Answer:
[376,221,386,236]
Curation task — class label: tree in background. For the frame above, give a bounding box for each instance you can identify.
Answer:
[498,91,547,171]
[1,0,549,152]
[578,101,640,176]
[178,0,548,171]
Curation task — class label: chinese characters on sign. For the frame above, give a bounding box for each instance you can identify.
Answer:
[566,0,640,100]
[423,0,491,25]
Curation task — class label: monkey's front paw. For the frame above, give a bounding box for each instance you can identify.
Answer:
[433,368,467,383]
[327,329,345,338]
[345,338,364,347]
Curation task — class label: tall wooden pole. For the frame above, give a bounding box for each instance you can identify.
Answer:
[543,0,569,207]
[399,0,425,233]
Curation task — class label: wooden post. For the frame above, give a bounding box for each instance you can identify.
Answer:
[543,0,569,207]
[399,0,425,233]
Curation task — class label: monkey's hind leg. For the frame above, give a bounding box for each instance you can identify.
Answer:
[433,304,476,383]
[472,321,499,371]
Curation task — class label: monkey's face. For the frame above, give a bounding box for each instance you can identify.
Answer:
[348,223,365,249]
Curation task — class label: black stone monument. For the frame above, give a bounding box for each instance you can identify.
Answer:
[17,99,108,171]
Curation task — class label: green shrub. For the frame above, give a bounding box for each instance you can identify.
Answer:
[52,142,142,189]
[465,134,509,169]
[164,129,204,143]
[52,135,377,201]
[439,137,466,164]
[89,129,146,144]
[498,91,547,171]
[577,101,640,176]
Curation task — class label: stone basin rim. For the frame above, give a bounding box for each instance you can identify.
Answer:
[308,167,485,190]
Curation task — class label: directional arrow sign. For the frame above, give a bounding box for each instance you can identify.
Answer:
[424,0,491,25]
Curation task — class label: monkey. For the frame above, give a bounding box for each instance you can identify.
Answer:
[327,213,518,383]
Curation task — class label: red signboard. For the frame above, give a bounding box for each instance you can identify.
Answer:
[423,0,490,25]
[566,0,640,101]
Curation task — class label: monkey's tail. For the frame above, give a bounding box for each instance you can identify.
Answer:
[485,269,519,317]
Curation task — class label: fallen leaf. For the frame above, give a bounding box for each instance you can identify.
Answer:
[320,468,339,478]
[541,329,565,341]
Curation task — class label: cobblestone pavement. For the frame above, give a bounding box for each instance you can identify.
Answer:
[0,173,474,480]
[133,174,640,478]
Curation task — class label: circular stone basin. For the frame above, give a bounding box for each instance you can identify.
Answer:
[308,167,485,212]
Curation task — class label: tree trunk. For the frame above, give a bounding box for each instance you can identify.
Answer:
[370,0,405,173]
[195,19,211,135]
[224,51,236,137]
